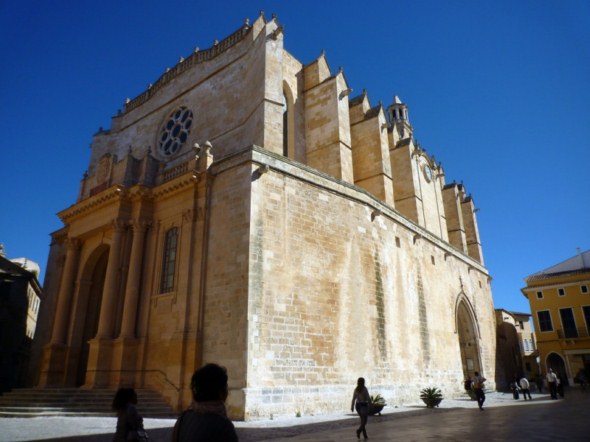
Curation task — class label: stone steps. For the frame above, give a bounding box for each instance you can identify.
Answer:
[0,388,177,418]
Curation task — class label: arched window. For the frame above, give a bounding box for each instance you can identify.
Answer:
[160,227,178,293]
[282,93,289,157]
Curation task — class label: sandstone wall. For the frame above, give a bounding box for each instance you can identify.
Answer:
[236,148,496,419]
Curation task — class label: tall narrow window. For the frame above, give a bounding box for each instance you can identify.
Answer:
[160,227,178,293]
[583,306,590,334]
[537,310,553,332]
[282,94,289,157]
[560,308,577,338]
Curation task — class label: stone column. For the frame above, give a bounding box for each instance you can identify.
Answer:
[40,237,81,385]
[50,238,81,345]
[119,221,148,338]
[96,221,126,339]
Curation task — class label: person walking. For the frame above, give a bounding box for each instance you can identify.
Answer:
[546,368,558,399]
[535,375,543,393]
[472,371,487,410]
[519,375,532,400]
[351,377,372,439]
[510,376,520,400]
[557,375,565,398]
[172,363,238,441]
[112,388,147,442]
[575,368,588,391]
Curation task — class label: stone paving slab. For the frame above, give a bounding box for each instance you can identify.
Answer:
[0,391,587,441]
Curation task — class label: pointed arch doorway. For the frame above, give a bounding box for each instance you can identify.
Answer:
[456,297,482,379]
[75,247,108,386]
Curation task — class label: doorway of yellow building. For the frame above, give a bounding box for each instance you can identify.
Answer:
[547,352,569,386]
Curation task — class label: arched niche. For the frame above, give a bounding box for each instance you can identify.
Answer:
[282,81,295,159]
[455,294,482,379]
[71,245,109,386]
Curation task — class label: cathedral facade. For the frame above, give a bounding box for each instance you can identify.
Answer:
[36,14,496,419]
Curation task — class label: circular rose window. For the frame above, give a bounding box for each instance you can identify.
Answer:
[158,107,193,157]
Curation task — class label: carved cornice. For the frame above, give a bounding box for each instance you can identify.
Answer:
[59,185,127,223]
[128,186,153,201]
[151,174,198,200]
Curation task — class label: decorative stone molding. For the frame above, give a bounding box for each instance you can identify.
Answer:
[182,209,193,223]
[195,141,214,172]
[131,220,151,232]
[124,25,252,113]
[65,237,82,251]
[60,186,127,223]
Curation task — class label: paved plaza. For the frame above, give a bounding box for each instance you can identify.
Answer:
[1,389,588,441]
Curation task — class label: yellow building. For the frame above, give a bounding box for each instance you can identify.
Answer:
[522,249,590,385]
[494,309,538,389]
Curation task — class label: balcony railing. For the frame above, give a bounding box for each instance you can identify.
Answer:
[556,327,590,339]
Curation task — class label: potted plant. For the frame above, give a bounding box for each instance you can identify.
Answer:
[420,387,443,408]
[464,379,477,401]
[368,394,386,415]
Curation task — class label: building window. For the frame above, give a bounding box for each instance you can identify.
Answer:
[395,237,401,248]
[537,310,553,332]
[536,291,543,299]
[282,94,288,157]
[519,321,524,330]
[560,308,578,338]
[160,227,178,293]
[158,107,193,157]
[582,306,590,334]
[558,288,565,297]
[582,285,589,294]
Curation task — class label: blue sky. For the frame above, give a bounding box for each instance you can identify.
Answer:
[1,1,589,314]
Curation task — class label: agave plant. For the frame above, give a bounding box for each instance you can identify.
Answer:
[368,393,387,415]
[370,394,386,406]
[420,387,443,408]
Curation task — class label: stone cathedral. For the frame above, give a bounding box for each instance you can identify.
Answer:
[35,14,497,419]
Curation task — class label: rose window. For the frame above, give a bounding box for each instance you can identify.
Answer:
[158,107,193,157]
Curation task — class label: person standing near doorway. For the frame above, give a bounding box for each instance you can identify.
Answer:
[546,368,558,399]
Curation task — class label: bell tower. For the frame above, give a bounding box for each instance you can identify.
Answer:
[387,96,413,145]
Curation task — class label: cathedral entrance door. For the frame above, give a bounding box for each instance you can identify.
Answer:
[456,299,481,380]
[75,249,108,386]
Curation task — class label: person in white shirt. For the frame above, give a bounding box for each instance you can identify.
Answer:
[546,368,558,399]
[519,376,532,400]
